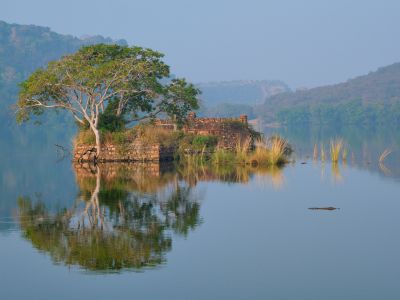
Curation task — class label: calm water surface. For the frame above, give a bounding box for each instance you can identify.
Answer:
[1,126,400,300]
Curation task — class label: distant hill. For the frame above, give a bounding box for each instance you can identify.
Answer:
[0,20,126,108]
[197,80,289,106]
[196,80,289,118]
[0,20,127,143]
[258,63,400,125]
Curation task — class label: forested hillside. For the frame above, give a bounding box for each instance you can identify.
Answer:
[258,63,400,125]
[0,21,126,145]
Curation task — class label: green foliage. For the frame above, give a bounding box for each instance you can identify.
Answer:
[277,100,400,125]
[191,135,218,149]
[98,99,127,132]
[259,63,400,125]
[16,43,200,144]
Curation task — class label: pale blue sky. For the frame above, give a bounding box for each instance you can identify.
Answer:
[2,0,400,88]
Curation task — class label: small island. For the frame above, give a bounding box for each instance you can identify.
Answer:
[16,44,291,167]
[73,112,291,166]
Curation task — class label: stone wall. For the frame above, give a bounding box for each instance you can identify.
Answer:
[155,113,253,150]
[74,140,175,163]
[73,113,255,162]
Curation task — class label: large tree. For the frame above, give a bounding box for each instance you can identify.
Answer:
[16,44,199,156]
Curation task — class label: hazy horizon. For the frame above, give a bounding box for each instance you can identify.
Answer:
[2,0,400,88]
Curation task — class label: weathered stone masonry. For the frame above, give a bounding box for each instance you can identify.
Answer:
[74,141,175,163]
[155,113,252,150]
[73,114,254,162]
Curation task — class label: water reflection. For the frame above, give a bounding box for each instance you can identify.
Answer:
[16,162,285,272]
[331,162,343,182]
[17,163,201,273]
[264,124,400,179]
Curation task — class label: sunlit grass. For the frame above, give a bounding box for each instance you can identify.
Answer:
[211,147,236,165]
[379,148,392,163]
[330,138,343,163]
[267,136,289,165]
[320,143,326,162]
[249,137,289,166]
[235,137,252,164]
[342,148,348,162]
[313,144,318,160]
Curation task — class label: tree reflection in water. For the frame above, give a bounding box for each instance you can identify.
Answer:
[17,162,285,272]
[17,163,202,272]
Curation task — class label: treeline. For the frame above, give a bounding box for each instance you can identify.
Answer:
[258,62,400,124]
[276,100,400,125]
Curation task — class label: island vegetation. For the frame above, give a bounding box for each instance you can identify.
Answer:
[16,44,291,166]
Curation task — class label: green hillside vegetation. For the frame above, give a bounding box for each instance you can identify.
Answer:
[258,63,400,125]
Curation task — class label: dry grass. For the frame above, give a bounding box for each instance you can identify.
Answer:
[212,147,236,165]
[74,130,96,146]
[134,125,180,147]
[330,139,343,163]
[235,137,252,164]
[267,137,289,165]
[313,144,318,160]
[379,149,392,163]
[73,129,135,151]
[250,137,289,166]
[342,148,348,162]
[320,143,326,162]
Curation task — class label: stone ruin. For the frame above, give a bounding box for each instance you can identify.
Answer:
[74,113,255,162]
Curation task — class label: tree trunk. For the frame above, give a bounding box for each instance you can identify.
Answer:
[89,124,101,159]
[94,128,101,159]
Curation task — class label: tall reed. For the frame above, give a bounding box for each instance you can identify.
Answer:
[342,148,348,162]
[235,137,251,164]
[250,137,288,165]
[313,144,318,160]
[379,149,392,163]
[330,139,343,163]
[268,137,289,165]
[320,143,326,162]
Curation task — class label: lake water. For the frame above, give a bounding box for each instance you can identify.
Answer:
[1,125,400,299]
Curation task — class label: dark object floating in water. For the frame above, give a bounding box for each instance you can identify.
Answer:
[308,207,339,211]
[301,162,307,164]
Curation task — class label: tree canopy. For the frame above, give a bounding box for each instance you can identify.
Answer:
[16,44,199,155]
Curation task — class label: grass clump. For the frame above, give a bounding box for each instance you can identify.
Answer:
[313,144,318,160]
[74,129,133,147]
[330,139,344,163]
[212,147,236,165]
[250,136,289,166]
[133,124,181,147]
[320,143,326,162]
[379,148,392,163]
[235,137,252,164]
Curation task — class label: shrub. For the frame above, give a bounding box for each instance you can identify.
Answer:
[191,135,218,149]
